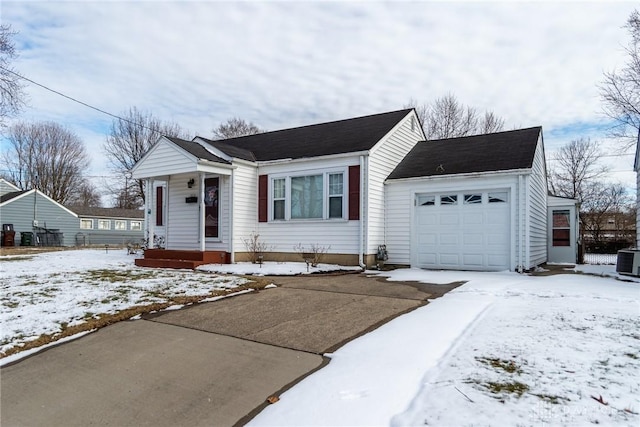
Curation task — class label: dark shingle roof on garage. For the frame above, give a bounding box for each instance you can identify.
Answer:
[387,127,542,180]
[197,109,414,161]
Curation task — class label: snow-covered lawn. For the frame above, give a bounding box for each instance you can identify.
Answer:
[2,250,639,425]
[0,249,250,357]
[250,267,640,427]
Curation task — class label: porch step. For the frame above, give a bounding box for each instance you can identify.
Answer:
[135,249,230,270]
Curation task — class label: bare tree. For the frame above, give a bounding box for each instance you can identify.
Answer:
[547,138,609,202]
[581,182,631,247]
[103,106,190,206]
[212,117,264,140]
[1,121,91,204]
[405,93,504,139]
[0,24,27,126]
[600,9,640,149]
[66,180,102,207]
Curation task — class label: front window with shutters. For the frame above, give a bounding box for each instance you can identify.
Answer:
[270,171,346,221]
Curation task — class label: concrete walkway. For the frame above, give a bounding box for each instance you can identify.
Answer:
[1,273,460,427]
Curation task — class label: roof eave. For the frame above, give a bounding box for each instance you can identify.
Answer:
[257,150,370,166]
[386,168,534,183]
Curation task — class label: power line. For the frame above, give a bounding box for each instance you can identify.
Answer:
[0,65,155,132]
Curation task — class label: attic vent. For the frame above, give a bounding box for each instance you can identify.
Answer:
[436,164,445,173]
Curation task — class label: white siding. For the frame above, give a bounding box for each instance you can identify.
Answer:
[527,137,548,268]
[367,112,423,254]
[255,156,360,254]
[133,139,197,179]
[165,174,200,249]
[0,179,19,196]
[232,162,258,255]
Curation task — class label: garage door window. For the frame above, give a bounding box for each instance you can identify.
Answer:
[440,195,457,205]
[464,194,482,204]
[488,192,508,203]
[417,195,435,206]
[552,210,571,246]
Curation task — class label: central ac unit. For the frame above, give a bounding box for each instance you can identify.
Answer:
[615,249,640,277]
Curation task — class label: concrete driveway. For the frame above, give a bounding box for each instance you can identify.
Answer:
[1,272,460,427]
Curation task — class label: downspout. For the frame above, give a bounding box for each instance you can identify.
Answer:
[358,155,367,268]
[199,173,206,252]
[229,169,235,263]
[518,175,524,273]
[525,175,531,268]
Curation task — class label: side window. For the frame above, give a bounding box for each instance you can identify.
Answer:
[552,210,571,247]
[272,178,286,220]
[80,219,93,229]
[328,173,344,218]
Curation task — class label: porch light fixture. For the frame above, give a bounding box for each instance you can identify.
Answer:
[187,178,195,188]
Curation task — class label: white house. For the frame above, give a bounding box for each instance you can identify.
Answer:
[131,109,576,271]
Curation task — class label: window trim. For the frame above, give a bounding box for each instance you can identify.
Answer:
[269,169,347,221]
[98,219,111,230]
[130,220,142,231]
[114,220,127,231]
[80,218,93,230]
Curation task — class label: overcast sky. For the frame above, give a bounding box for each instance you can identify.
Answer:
[2,0,637,194]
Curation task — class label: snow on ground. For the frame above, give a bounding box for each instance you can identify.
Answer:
[250,268,640,427]
[0,249,248,355]
[198,261,361,276]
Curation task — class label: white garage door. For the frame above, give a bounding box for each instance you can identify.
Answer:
[415,190,510,271]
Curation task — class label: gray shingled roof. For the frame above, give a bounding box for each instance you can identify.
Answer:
[164,136,231,164]
[197,109,414,161]
[68,206,144,219]
[0,190,29,204]
[388,127,542,180]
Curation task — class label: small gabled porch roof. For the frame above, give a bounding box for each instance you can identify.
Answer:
[131,136,234,179]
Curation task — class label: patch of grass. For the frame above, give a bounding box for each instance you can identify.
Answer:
[532,393,571,404]
[82,269,159,283]
[483,380,530,397]
[0,256,34,262]
[3,301,20,309]
[625,352,638,359]
[0,279,267,360]
[476,357,523,374]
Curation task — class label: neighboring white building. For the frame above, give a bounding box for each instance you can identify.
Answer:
[132,109,571,271]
